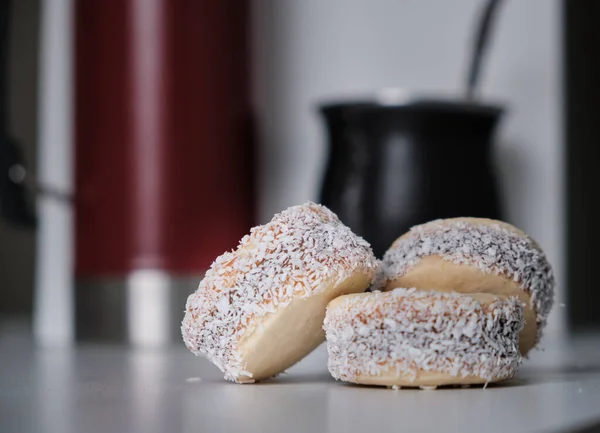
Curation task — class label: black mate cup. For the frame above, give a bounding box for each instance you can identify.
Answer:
[319,97,504,257]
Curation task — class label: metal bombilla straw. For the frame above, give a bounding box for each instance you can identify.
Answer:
[466,0,506,101]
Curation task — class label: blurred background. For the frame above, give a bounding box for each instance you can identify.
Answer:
[0,0,597,346]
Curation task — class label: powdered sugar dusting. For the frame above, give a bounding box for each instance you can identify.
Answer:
[324,288,524,384]
[181,202,378,382]
[373,220,555,345]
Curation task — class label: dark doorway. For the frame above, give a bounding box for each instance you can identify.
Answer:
[565,1,600,331]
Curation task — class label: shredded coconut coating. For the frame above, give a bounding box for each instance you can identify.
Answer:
[324,288,524,384]
[373,219,555,344]
[181,202,378,382]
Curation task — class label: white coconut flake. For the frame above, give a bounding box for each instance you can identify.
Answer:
[181,202,378,382]
[324,288,524,385]
[373,220,555,345]
[185,377,202,383]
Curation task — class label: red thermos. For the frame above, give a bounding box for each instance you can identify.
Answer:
[74,0,254,344]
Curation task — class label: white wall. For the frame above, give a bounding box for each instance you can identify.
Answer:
[33,0,74,345]
[253,0,565,337]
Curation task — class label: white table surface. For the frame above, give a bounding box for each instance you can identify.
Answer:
[1,322,600,433]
